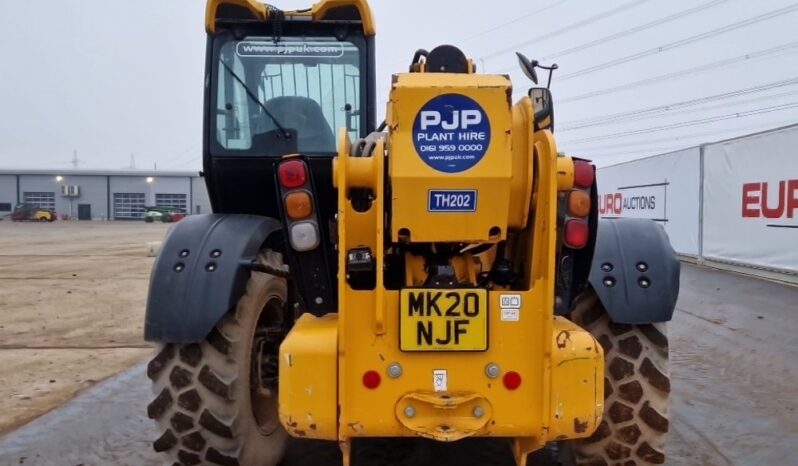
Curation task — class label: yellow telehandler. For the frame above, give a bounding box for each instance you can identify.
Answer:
[144,1,679,464]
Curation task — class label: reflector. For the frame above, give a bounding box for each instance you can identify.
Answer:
[503,371,522,390]
[362,370,381,389]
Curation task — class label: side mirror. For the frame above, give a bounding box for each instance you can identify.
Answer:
[530,87,554,132]
[516,52,539,85]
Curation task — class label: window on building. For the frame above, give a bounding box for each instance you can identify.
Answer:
[155,193,187,213]
[23,192,55,210]
[113,193,146,219]
[0,202,11,212]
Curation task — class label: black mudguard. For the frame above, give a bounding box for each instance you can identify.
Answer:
[144,214,282,343]
[588,218,680,324]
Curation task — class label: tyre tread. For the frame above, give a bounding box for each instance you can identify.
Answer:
[147,251,288,466]
[562,290,671,466]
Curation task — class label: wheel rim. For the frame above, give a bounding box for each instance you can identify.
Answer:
[250,295,284,435]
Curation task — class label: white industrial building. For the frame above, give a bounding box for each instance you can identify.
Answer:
[0,169,211,220]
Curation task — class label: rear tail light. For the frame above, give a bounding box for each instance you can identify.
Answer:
[573,161,594,188]
[285,191,313,220]
[564,219,589,249]
[503,371,522,390]
[278,160,307,188]
[567,190,591,217]
[289,221,320,251]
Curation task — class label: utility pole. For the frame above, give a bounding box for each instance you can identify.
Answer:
[71,150,80,169]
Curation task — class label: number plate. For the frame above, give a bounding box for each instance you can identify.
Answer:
[400,289,488,351]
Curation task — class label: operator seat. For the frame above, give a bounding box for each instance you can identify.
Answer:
[258,96,336,154]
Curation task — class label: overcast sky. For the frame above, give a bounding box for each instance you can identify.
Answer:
[1,0,797,170]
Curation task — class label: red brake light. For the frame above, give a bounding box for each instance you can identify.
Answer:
[564,219,589,249]
[278,160,307,189]
[574,161,594,188]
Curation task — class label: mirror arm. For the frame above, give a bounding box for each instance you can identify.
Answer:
[537,63,559,89]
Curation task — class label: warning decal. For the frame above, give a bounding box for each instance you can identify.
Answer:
[412,94,491,173]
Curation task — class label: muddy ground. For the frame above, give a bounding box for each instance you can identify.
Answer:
[0,221,170,435]
[0,223,796,466]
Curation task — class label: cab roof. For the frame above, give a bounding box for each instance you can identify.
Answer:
[205,0,375,36]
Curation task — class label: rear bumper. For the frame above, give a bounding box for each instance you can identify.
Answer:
[279,313,603,449]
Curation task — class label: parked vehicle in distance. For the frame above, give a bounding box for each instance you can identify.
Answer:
[11,204,56,222]
[143,206,186,223]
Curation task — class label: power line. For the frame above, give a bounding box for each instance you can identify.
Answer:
[496,0,731,73]
[563,118,798,151]
[558,40,798,103]
[462,0,572,44]
[543,0,731,61]
[160,142,201,168]
[559,3,798,81]
[582,119,796,160]
[559,77,798,130]
[383,0,572,71]
[587,145,694,160]
[560,101,798,144]
[566,87,798,130]
[480,0,656,61]
[174,155,202,168]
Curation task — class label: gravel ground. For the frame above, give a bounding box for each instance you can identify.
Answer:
[0,250,796,465]
[0,221,169,435]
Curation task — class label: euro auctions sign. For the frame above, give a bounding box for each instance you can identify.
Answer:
[741,180,798,220]
[596,148,701,256]
[598,183,667,222]
[703,125,798,273]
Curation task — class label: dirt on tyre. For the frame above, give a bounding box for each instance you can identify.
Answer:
[561,290,670,466]
[147,250,289,466]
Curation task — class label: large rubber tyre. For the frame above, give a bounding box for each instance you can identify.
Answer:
[562,291,670,466]
[147,251,289,466]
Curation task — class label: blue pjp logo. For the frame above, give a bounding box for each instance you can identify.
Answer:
[413,94,491,173]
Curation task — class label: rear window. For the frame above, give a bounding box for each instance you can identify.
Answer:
[215,37,362,154]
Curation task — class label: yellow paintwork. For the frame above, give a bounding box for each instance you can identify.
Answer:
[388,73,513,243]
[548,316,604,440]
[33,210,54,221]
[206,0,375,35]
[508,97,535,229]
[278,313,338,440]
[266,2,605,462]
[557,155,575,192]
[296,71,605,465]
[395,391,492,441]
[205,0,267,33]
[309,0,375,36]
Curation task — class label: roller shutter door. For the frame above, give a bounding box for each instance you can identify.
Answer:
[23,192,56,210]
[113,193,145,219]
